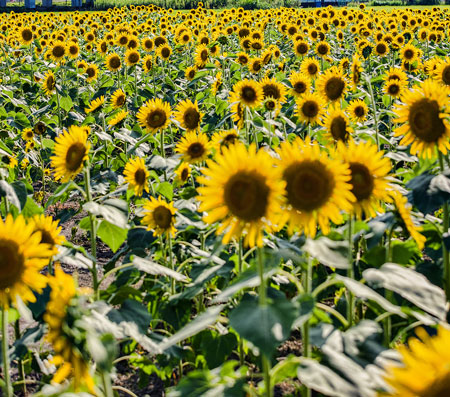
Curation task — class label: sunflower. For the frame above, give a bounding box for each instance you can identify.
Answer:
[316,66,348,103]
[323,106,354,143]
[85,63,99,83]
[384,79,406,99]
[49,41,66,62]
[394,79,450,158]
[142,55,153,73]
[185,66,197,81]
[275,138,354,237]
[51,126,90,182]
[108,110,128,126]
[315,40,330,58]
[249,57,263,74]
[124,48,140,67]
[28,214,65,256]
[197,143,285,247]
[211,129,240,153]
[236,52,249,66]
[231,79,263,108]
[260,77,287,104]
[289,71,311,98]
[67,42,80,59]
[105,52,122,72]
[137,98,172,134]
[400,42,419,64]
[18,26,33,45]
[337,140,392,219]
[212,71,222,95]
[42,70,56,96]
[0,214,52,308]
[22,128,34,141]
[123,157,149,197]
[195,44,209,68]
[230,95,245,130]
[110,88,126,109]
[350,54,363,91]
[374,40,389,57]
[346,99,369,123]
[44,266,95,393]
[383,326,450,396]
[85,95,105,113]
[295,92,325,126]
[175,131,211,164]
[141,196,177,237]
[301,57,320,79]
[156,44,172,61]
[434,58,450,87]
[174,99,203,132]
[34,121,47,136]
[294,40,309,57]
[174,163,191,185]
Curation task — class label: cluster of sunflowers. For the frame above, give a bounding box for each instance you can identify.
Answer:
[1,3,450,397]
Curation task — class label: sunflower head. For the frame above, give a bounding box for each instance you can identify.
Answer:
[232,79,264,108]
[110,88,126,109]
[125,48,140,66]
[175,131,210,164]
[42,70,56,96]
[317,66,348,102]
[301,57,320,78]
[260,76,287,103]
[174,99,203,132]
[289,71,311,98]
[29,214,65,256]
[123,157,149,197]
[51,126,91,182]
[323,106,354,144]
[105,52,122,72]
[137,98,172,134]
[347,99,369,123]
[141,196,177,237]
[295,92,325,126]
[85,95,105,114]
[175,163,191,185]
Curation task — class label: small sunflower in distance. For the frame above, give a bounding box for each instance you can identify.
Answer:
[137,98,172,134]
[197,143,285,247]
[231,79,264,108]
[44,266,95,393]
[174,163,191,185]
[108,110,128,127]
[211,129,240,153]
[390,190,426,250]
[394,79,450,158]
[347,99,369,123]
[29,214,65,256]
[337,140,392,219]
[51,126,90,182]
[42,70,56,96]
[175,131,211,164]
[141,196,177,237]
[301,57,320,79]
[85,63,99,83]
[276,138,355,237]
[185,66,197,81]
[123,157,149,197]
[85,95,105,113]
[22,128,34,141]
[317,66,348,103]
[382,326,450,396]
[295,92,325,126]
[105,52,122,72]
[174,99,203,132]
[125,48,140,67]
[0,215,52,308]
[110,88,126,108]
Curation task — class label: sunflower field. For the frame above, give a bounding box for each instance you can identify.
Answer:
[2,3,450,397]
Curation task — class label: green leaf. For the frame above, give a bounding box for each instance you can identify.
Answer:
[107,299,151,334]
[83,200,128,228]
[0,180,21,210]
[271,355,302,386]
[363,263,446,321]
[59,95,73,112]
[157,181,173,201]
[97,220,128,253]
[200,330,238,369]
[304,237,349,269]
[21,197,44,217]
[132,256,188,282]
[229,295,297,356]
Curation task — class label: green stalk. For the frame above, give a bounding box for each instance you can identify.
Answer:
[347,217,354,327]
[167,234,175,295]
[55,87,62,129]
[366,76,380,150]
[84,167,98,298]
[302,254,312,397]
[101,371,114,397]
[14,320,26,396]
[2,306,12,397]
[238,238,244,366]
[257,248,272,397]
[438,150,450,300]
[384,225,395,346]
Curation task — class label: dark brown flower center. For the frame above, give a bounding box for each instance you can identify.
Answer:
[134,168,146,185]
[128,52,140,64]
[183,108,200,130]
[200,49,208,62]
[146,109,167,129]
[307,63,318,75]
[330,115,349,142]
[283,160,335,212]
[22,29,33,41]
[325,77,345,101]
[154,37,165,47]
[388,83,400,96]
[187,142,205,159]
[376,43,387,54]
[153,206,172,229]
[349,163,374,201]
[354,105,365,117]
[0,240,24,289]
[109,56,121,69]
[65,142,86,172]
[262,84,281,100]
[302,100,319,118]
[39,229,55,247]
[224,171,269,221]
[242,86,257,102]
[115,94,125,107]
[181,168,189,181]
[161,47,170,59]
[442,66,450,85]
[408,98,446,142]
[52,45,65,58]
[294,81,307,94]
[317,43,328,55]
[46,76,55,91]
[86,67,96,78]
[296,42,308,55]
[404,49,414,60]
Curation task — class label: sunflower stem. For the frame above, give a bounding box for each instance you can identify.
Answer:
[301,253,312,397]
[55,87,62,130]
[2,305,12,397]
[84,167,98,298]
[438,150,450,300]
[238,238,245,366]
[167,233,175,295]
[366,76,380,150]
[101,371,114,397]
[14,320,26,396]
[347,216,355,327]
[384,225,395,346]
[257,248,272,397]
